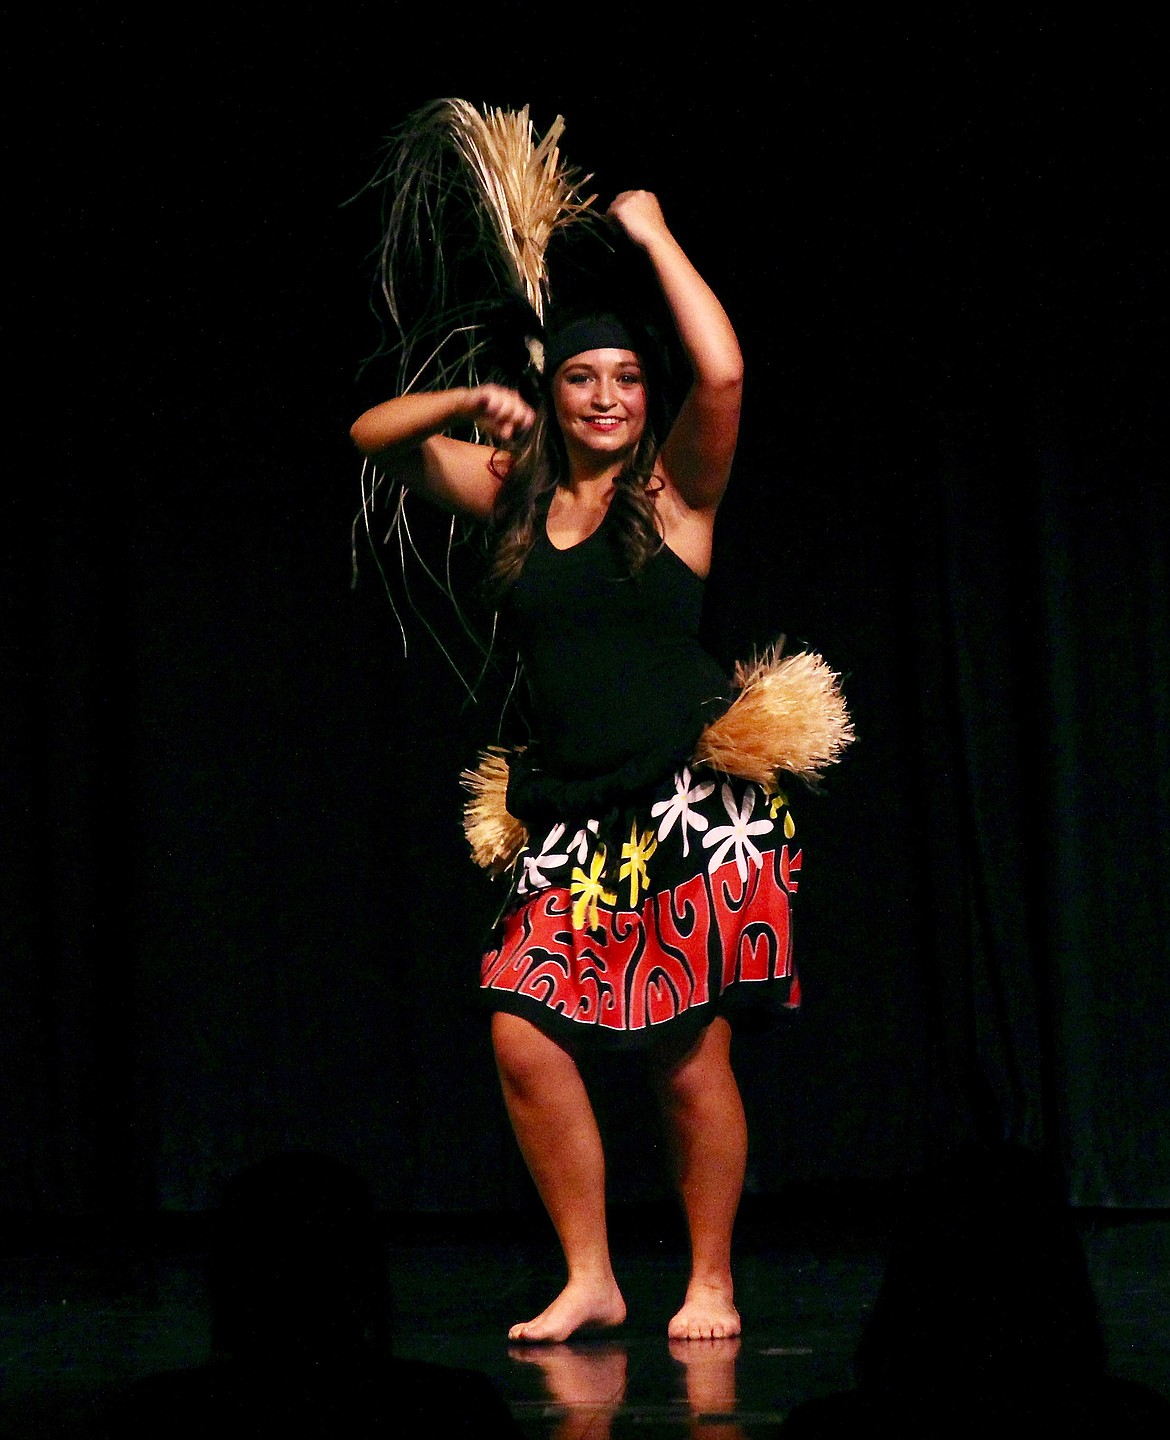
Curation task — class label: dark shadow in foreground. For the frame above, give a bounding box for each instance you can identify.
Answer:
[780,1142,1170,1438]
[92,1152,522,1439]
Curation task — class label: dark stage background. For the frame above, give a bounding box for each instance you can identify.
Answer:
[6,11,1167,1220]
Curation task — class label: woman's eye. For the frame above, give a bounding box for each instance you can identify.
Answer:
[619,374,642,386]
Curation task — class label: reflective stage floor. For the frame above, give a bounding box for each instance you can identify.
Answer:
[3,1200,1168,1437]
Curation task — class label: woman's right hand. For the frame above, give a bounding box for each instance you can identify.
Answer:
[467,384,536,444]
[607,190,670,250]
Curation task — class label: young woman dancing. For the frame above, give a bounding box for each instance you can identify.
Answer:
[351,185,847,1343]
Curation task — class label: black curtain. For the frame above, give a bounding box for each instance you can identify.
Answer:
[5,12,1166,1215]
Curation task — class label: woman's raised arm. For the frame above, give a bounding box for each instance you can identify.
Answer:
[608,192,743,514]
[349,384,535,522]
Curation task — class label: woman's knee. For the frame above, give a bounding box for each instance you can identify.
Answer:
[656,1018,735,1105]
[492,1010,577,1095]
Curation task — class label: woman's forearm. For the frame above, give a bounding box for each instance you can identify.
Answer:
[609,193,743,392]
[349,388,477,458]
[643,228,743,390]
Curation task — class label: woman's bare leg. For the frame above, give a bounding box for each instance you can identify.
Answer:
[650,1017,745,1339]
[492,1011,626,1342]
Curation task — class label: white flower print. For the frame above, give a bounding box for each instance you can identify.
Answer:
[651,767,715,857]
[568,818,600,865]
[702,784,774,883]
[518,823,569,893]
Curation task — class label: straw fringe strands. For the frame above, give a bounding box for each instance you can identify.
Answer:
[366,98,598,395]
[350,100,598,685]
[440,100,596,327]
[462,746,529,875]
[695,647,856,787]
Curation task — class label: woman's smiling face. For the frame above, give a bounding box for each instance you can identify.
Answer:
[551,348,647,464]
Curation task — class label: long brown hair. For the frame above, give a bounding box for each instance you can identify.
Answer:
[487,399,663,596]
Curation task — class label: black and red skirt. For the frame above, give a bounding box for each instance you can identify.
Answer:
[479,766,802,1050]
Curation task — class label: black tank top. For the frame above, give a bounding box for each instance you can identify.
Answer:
[504,502,731,801]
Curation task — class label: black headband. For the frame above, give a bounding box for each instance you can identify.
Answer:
[542,313,640,379]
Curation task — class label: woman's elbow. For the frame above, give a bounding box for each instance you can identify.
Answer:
[723,355,746,391]
[704,366,744,404]
[702,355,744,394]
[349,415,387,458]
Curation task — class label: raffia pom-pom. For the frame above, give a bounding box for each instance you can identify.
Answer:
[694,647,856,787]
[461,746,529,875]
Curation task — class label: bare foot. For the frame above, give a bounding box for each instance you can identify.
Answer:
[667,1279,741,1340]
[508,1276,627,1343]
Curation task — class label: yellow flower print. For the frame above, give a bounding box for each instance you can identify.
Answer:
[769,789,796,838]
[571,848,617,931]
[619,821,658,909]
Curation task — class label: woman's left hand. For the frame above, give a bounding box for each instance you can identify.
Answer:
[607,190,670,249]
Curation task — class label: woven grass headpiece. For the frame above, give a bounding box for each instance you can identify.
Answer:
[365,98,599,394]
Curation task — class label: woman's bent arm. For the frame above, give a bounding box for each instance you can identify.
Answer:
[609,192,743,513]
[349,385,534,522]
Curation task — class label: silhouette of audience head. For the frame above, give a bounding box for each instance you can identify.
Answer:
[853,1140,1104,1400]
[782,1141,1170,1437]
[99,1151,524,1438]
